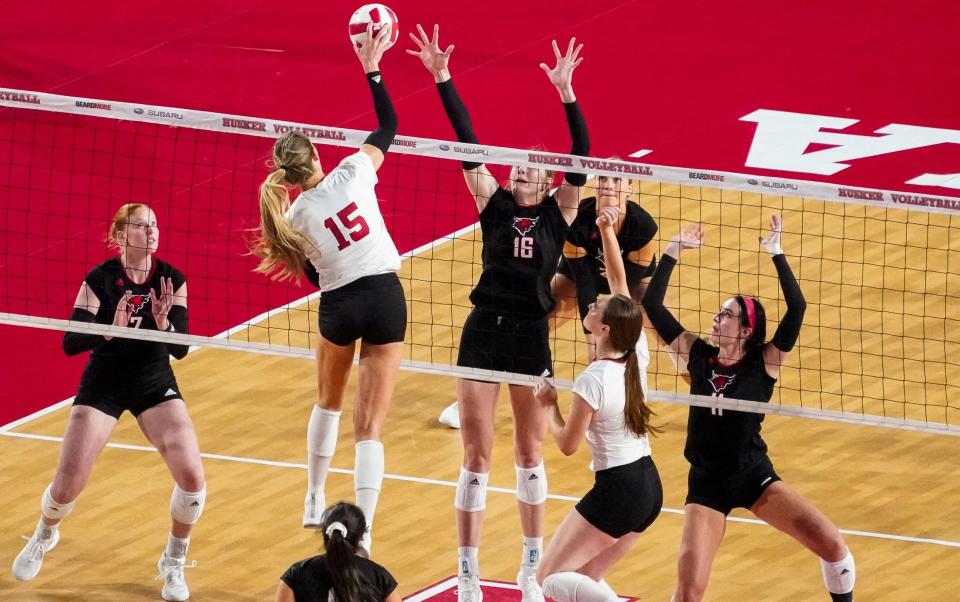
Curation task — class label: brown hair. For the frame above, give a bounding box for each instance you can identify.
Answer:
[602,295,661,437]
[106,203,151,251]
[249,131,317,282]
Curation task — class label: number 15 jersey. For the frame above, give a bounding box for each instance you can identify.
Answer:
[286,151,401,291]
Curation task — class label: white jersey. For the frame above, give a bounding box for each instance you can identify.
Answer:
[572,331,652,472]
[285,152,401,291]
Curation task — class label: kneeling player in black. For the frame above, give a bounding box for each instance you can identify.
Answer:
[409,26,586,601]
[641,216,856,602]
[12,203,205,602]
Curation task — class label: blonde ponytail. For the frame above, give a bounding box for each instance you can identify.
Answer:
[250,168,306,283]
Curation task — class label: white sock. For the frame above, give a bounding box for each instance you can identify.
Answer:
[542,572,618,602]
[165,533,190,559]
[307,406,341,492]
[35,519,58,541]
[458,546,479,577]
[521,536,543,571]
[354,440,385,528]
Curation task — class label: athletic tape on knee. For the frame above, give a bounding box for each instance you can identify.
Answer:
[455,467,489,512]
[170,484,206,525]
[41,484,76,521]
[354,440,385,491]
[307,405,341,457]
[821,550,855,594]
[543,572,617,602]
[516,461,548,505]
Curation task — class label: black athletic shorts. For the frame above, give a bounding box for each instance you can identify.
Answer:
[576,455,663,538]
[456,307,552,378]
[318,273,407,346]
[74,361,183,419]
[686,455,781,515]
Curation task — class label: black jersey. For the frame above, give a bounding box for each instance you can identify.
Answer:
[280,554,397,602]
[469,187,569,318]
[83,257,186,372]
[563,198,658,320]
[685,338,776,475]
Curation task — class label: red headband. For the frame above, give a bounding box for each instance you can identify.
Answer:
[741,296,757,331]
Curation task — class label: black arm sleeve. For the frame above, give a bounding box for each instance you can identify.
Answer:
[640,254,686,345]
[63,307,106,356]
[362,71,398,154]
[436,79,483,169]
[770,254,806,352]
[562,101,590,186]
[303,260,320,288]
[165,305,190,360]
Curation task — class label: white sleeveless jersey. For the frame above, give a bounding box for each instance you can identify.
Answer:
[572,330,653,472]
[285,152,401,291]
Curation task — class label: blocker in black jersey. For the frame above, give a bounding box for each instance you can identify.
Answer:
[468,187,569,318]
[280,554,397,602]
[73,257,187,418]
[558,197,658,321]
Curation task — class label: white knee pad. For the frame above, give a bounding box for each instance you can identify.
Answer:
[454,467,489,512]
[516,461,548,505]
[354,440,385,491]
[543,572,618,602]
[41,484,76,521]
[821,549,855,594]
[307,405,341,457]
[170,484,206,525]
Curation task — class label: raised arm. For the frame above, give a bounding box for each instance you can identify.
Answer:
[540,38,589,225]
[760,214,806,378]
[596,206,629,297]
[356,23,398,171]
[533,378,594,456]
[151,276,189,360]
[408,24,497,211]
[640,224,703,366]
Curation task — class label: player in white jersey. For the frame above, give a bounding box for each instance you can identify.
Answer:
[533,207,663,601]
[250,24,402,553]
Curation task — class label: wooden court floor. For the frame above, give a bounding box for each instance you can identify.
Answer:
[2,187,959,600]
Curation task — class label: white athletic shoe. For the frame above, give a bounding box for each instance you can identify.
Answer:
[12,529,60,581]
[302,491,324,528]
[439,401,461,429]
[457,574,483,602]
[156,553,195,602]
[517,568,545,602]
[597,578,620,600]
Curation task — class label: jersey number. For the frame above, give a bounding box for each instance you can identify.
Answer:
[129,316,143,329]
[513,236,534,259]
[711,393,724,416]
[323,202,370,251]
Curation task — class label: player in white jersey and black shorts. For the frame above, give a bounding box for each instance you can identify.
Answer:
[409,26,588,602]
[12,203,206,602]
[533,205,662,601]
[251,24,401,554]
[642,217,856,602]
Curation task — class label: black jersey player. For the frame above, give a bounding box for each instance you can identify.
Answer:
[642,216,856,602]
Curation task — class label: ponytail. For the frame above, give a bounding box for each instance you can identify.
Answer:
[602,295,661,437]
[320,502,380,602]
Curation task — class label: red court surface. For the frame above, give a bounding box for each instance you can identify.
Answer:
[2,0,957,424]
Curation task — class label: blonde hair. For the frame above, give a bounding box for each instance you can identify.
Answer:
[106,203,151,251]
[250,131,317,283]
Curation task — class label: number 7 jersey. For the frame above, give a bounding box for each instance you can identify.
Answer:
[285,151,401,291]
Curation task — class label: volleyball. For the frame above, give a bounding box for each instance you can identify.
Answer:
[348,4,399,50]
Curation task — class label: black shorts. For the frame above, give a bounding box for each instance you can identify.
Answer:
[74,362,183,419]
[319,273,407,346]
[575,456,663,538]
[686,456,781,515]
[456,308,552,379]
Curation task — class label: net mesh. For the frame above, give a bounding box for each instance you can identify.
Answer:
[1,91,958,431]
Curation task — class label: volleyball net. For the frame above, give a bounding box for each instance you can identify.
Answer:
[1,87,958,434]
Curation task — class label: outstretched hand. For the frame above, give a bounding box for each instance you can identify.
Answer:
[406,23,454,81]
[533,376,558,407]
[150,276,174,330]
[355,22,393,72]
[540,38,583,101]
[674,223,704,252]
[759,214,784,255]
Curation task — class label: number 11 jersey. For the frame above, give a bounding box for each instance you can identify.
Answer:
[286,151,401,291]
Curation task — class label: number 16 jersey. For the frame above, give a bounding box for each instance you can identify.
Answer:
[286,151,401,291]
